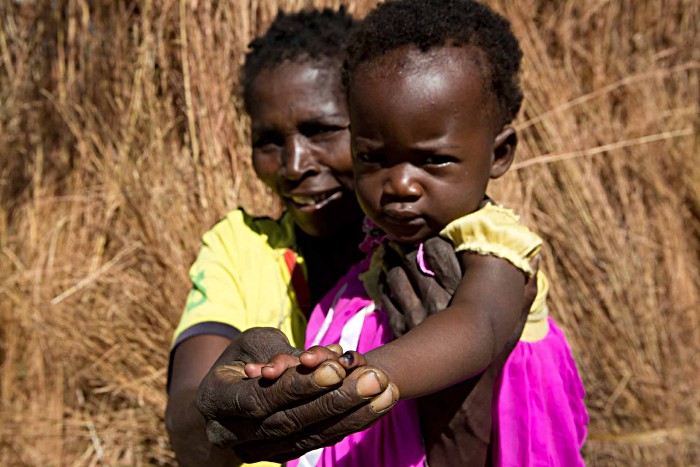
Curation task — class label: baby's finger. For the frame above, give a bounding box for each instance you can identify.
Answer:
[244,362,266,378]
[260,353,301,380]
[338,350,368,371]
[299,345,343,369]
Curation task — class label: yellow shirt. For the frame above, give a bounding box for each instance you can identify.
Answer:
[439,204,550,342]
[172,209,308,349]
[171,210,310,467]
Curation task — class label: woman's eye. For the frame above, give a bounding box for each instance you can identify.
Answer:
[253,132,283,149]
[300,123,346,139]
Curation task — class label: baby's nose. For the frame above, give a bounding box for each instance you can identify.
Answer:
[384,164,422,200]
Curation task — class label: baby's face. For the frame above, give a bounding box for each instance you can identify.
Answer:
[349,46,514,244]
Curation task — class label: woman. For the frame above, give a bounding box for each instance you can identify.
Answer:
[166,7,533,466]
[166,10,398,465]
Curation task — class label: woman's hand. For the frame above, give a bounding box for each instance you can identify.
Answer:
[195,327,397,463]
[381,237,462,337]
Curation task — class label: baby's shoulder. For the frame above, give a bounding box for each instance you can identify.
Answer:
[439,204,541,276]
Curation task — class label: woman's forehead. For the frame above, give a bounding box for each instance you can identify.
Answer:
[248,60,348,133]
[254,59,341,94]
[250,61,344,110]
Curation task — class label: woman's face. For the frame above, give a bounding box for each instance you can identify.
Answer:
[248,60,362,237]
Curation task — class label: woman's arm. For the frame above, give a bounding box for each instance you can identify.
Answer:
[167,326,396,464]
[166,334,239,467]
[366,252,526,399]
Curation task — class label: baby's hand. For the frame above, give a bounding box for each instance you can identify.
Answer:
[243,353,302,380]
[245,344,345,381]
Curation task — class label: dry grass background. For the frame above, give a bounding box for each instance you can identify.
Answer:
[0,0,697,465]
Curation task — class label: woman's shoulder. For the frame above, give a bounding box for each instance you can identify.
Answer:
[204,208,296,252]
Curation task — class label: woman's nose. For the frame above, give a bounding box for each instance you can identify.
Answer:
[281,135,319,180]
[384,164,422,200]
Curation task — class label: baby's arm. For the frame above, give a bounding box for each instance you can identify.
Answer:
[363,252,525,399]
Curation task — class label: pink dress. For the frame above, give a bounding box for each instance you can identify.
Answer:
[493,317,588,466]
[288,257,426,467]
[290,209,587,466]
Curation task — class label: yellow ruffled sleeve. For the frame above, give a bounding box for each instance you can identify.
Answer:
[439,204,541,275]
[439,204,550,342]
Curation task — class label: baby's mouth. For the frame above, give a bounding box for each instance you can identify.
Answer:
[383,205,421,222]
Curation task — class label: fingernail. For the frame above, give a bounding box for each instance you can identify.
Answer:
[370,383,399,413]
[217,364,246,380]
[326,344,343,355]
[356,370,382,398]
[311,362,344,387]
[340,351,354,366]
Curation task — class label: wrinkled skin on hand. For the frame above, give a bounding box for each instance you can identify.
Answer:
[381,237,462,336]
[381,237,539,466]
[195,327,394,463]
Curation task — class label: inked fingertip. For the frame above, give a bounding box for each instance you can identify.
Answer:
[340,351,355,366]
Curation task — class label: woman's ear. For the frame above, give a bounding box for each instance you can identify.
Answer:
[490,127,517,179]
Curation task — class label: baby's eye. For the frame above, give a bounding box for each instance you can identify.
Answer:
[423,154,456,165]
[354,151,380,164]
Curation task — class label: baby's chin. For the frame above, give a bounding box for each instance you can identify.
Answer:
[369,213,443,245]
[383,226,438,246]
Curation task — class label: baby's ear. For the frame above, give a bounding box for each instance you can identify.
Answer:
[490,127,517,179]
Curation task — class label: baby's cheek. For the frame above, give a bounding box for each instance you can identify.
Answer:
[355,180,381,217]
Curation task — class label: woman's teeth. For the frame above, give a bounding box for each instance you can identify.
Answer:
[291,192,334,206]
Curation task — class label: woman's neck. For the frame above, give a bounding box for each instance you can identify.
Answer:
[296,223,365,309]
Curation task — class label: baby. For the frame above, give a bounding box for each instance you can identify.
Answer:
[246,1,587,465]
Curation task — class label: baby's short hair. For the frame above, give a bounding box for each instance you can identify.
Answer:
[344,0,523,126]
[242,7,357,113]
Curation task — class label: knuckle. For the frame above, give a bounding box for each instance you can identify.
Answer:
[236,388,271,418]
[325,385,359,413]
[195,384,217,419]
[206,376,272,419]
[205,420,235,448]
[276,370,318,401]
[259,409,303,438]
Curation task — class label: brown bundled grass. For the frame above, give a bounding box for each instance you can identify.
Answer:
[0,0,697,465]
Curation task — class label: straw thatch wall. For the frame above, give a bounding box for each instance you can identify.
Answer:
[1,0,697,465]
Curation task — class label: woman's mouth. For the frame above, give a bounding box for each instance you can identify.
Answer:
[286,189,343,210]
